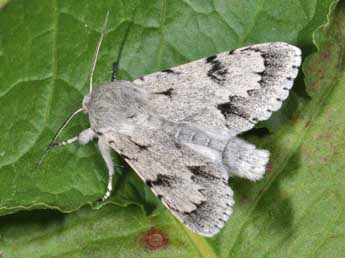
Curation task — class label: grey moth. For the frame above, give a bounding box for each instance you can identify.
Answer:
[40,13,302,237]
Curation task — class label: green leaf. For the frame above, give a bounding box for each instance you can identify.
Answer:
[0,206,206,257]
[0,0,343,257]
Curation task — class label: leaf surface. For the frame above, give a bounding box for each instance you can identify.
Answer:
[0,0,343,257]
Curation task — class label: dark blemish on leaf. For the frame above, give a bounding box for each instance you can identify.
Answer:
[336,48,344,70]
[320,49,331,61]
[0,1,8,10]
[142,229,168,250]
[154,88,174,99]
[304,119,312,128]
[266,162,273,173]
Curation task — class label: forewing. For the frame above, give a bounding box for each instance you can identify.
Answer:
[103,126,233,237]
[134,42,302,133]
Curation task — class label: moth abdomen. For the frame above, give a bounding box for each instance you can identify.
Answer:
[175,126,226,152]
[222,137,270,181]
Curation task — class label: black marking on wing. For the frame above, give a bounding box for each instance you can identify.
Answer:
[127,114,136,119]
[240,46,279,74]
[134,142,149,151]
[246,89,256,96]
[206,56,228,84]
[239,46,261,54]
[206,55,217,63]
[217,97,251,121]
[121,153,134,161]
[188,166,221,181]
[174,142,182,149]
[154,88,174,99]
[129,139,150,151]
[146,174,180,188]
[239,46,284,89]
[162,69,180,75]
[182,200,207,215]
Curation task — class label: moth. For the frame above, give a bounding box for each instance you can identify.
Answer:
[40,13,302,237]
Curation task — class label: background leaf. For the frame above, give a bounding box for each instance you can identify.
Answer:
[0,0,344,257]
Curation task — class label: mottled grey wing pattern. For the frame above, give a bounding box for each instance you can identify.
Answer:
[103,122,233,237]
[134,42,302,133]
[86,42,302,237]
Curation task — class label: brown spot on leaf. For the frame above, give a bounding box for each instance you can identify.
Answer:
[336,47,344,70]
[266,162,273,173]
[304,119,312,128]
[320,48,331,61]
[0,1,8,10]
[143,229,168,250]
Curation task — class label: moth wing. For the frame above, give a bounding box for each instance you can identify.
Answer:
[134,42,302,133]
[103,127,233,237]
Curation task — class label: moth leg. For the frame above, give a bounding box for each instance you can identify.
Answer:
[97,137,114,201]
[50,128,96,147]
[49,136,78,148]
[222,137,270,181]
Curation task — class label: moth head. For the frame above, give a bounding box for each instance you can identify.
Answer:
[82,95,91,113]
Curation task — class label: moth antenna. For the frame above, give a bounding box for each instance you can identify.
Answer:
[37,107,83,168]
[89,10,110,94]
